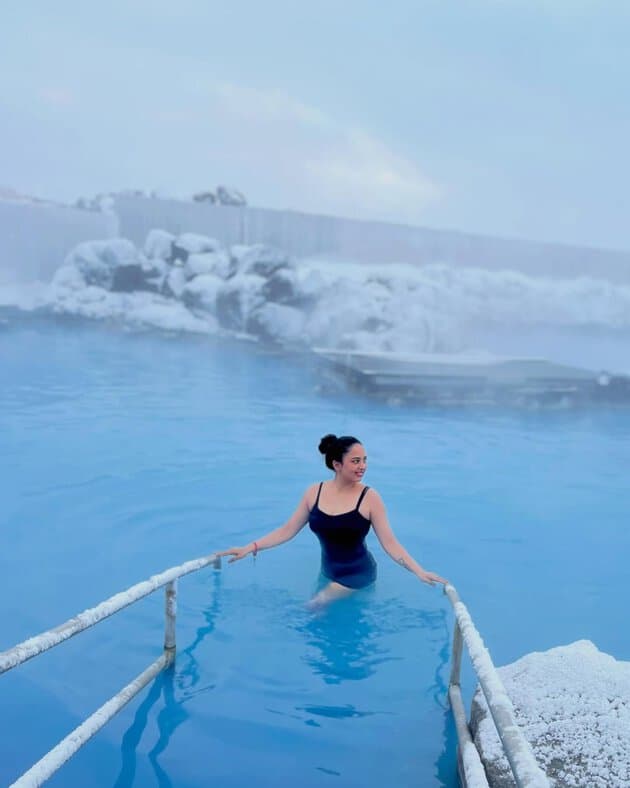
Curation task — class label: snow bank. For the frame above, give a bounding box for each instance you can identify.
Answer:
[3,227,630,359]
[471,640,630,788]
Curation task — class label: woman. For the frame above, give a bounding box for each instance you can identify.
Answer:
[219,434,447,607]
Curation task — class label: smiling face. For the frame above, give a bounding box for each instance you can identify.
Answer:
[333,442,367,483]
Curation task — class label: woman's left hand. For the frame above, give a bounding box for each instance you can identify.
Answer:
[217,545,253,563]
[418,569,448,586]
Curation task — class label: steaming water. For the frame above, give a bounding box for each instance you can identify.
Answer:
[1,315,630,787]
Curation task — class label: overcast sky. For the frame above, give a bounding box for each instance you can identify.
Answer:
[2,1,629,249]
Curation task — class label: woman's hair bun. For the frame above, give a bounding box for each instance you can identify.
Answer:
[318,434,338,455]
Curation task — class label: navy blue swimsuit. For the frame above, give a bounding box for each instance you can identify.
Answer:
[308,483,377,590]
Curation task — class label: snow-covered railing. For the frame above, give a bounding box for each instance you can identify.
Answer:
[444,584,550,788]
[0,553,222,787]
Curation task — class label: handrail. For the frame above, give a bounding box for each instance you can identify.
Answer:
[3,564,549,787]
[1,552,221,787]
[444,584,549,788]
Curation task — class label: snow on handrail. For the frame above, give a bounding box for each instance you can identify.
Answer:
[0,553,220,675]
[444,584,549,788]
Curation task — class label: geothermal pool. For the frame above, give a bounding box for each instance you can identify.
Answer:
[1,315,629,787]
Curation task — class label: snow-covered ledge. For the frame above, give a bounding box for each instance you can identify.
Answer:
[471,641,630,788]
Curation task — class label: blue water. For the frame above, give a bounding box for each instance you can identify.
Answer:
[1,315,629,787]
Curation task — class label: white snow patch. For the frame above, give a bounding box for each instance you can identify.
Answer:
[182,274,224,311]
[175,232,221,255]
[0,282,51,311]
[5,228,630,366]
[450,597,548,787]
[144,228,175,260]
[250,302,305,343]
[184,250,231,279]
[298,257,630,331]
[474,640,630,787]
[461,739,491,788]
[165,267,187,298]
[47,284,216,334]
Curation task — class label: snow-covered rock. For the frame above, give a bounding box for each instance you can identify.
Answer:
[51,264,87,291]
[144,229,175,261]
[74,192,116,213]
[184,250,233,280]
[181,274,223,312]
[247,302,305,344]
[163,267,187,299]
[192,190,216,204]
[41,231,306,345]
[172,232,222,261]
[216,185,246,206]
[50,287,216,334]
[63,239,140,289]
[215,273,266,332]
[261,267,302,305]
[471,640,630,788]
[60,239,163,294]
[231,244,289,277]
[32,226,630,366]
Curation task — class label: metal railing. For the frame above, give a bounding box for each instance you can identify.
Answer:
[444,584,550,788]
[0,552,221,787]
[2,561,550,788]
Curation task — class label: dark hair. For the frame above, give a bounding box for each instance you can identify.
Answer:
[318,433,361,470]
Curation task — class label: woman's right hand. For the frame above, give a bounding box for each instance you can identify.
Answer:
[418,569,448,586]
[217,545,253,563]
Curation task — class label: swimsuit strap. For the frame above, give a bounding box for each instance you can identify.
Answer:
[314,482,324,507]
[355,486,370,510]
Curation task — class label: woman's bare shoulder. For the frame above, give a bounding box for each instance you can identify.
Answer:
[363,486,385,512]
[303,481,323,508]
[364,485,382,500]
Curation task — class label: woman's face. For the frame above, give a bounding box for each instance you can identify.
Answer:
[334,443,367,482]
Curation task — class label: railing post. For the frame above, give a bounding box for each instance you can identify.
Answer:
[164,580,177,666]
[2,552,221,787]
[449,620,463,689]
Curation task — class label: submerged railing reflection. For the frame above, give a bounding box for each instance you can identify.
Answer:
[113,569,223,788]
[0,553,222,787]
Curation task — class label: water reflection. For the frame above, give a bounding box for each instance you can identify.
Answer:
[296,592,388,685]
[435,705,459,787]
[432,609,463,787]
[295,590,458,786]
[295,591,450,689]
[114,575,458,787]
[113,570,222,788]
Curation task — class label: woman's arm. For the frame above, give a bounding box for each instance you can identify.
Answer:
[218,484,316,563]
[368,490,447,586]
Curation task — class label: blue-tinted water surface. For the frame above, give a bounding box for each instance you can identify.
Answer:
[1,316,629,787]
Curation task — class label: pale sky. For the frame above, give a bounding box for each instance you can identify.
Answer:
[2,1,629,249]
